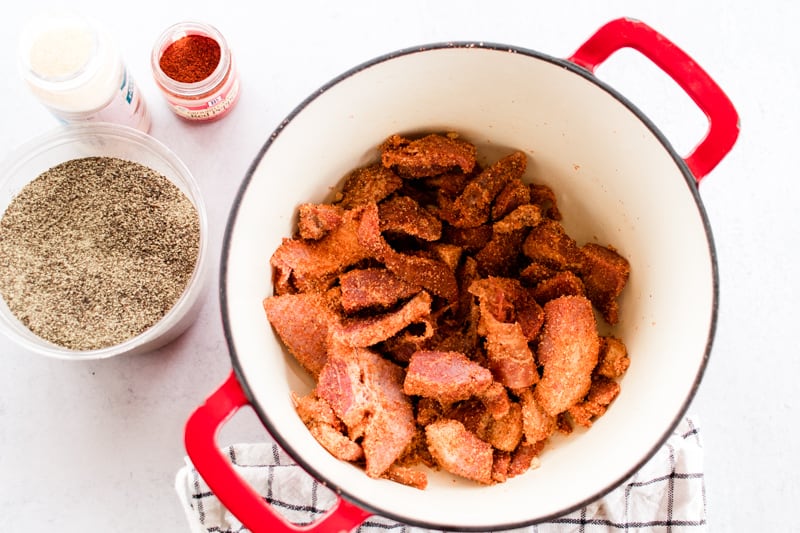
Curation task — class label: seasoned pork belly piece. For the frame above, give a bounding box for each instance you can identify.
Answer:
[337,163,403,209]
[441,151,527,229]
[316,343,415,478]
[403,350,493,404]
[425,419,493,484]
[380,133,477,178]
[579,243,630,325]
[262,291,339,378]
[534,295,600,417]
[339,267,421,314]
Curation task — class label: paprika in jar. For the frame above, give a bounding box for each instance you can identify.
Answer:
[151,22,240,122]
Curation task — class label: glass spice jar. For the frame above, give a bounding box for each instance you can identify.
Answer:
[151,22,240,122]
[18,11,151,131]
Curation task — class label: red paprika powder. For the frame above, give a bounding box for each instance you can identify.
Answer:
[159,34,221,83]
[151,22,240,122]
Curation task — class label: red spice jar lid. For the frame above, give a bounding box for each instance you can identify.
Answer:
[151,21,240,122]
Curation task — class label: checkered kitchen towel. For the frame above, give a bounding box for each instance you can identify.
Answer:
[175,417,706,532]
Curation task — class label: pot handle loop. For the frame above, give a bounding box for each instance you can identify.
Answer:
[568,17,739,182]
[184,371,373,533]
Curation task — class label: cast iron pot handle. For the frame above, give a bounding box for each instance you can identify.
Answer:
[568,17,740,182]
[185,372,373,533]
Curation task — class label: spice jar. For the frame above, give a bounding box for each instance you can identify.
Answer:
[151,22,240,122]
[17,11,151,132]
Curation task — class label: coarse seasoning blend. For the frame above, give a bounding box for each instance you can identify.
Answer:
[151,22,240,122]
[0,156,201,351]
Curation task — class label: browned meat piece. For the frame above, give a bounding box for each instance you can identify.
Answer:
[381,464,428,490]
[376,316,435,364]
[492,451,511,483]
[380,133,477,178]
[507,440,545,478]
[568,375,621,428]
[491,204,542,235]
[492,178,531,220]
[469,278,541,388]
[485,402,524,452]
[519,262,559,285]
[384,251,459,302]
[379,195,442,241]
[395,427,437,469]
[357,203,458,302]
[442,151,527,228]
[579,243,630,325]
[292,392,364,462]
[415,397,443,426]
[297,203,344,240]
[534,295,600,417]
[529,182,562,220]
[338,164,403,209]
[445,398,492,438]
[424,170,471,198]
[481,319,537,389]
[427,243,463,271]
[271,205,375,294]
[292,391,341,429]
[425,419,494,484]
[339,268,421,314]
[556,413,574,434]
[316,343,415,478]
[441,223,493,253]
[469,276,543,341]
[518,388,556,443]
[532,270,586,305]
[404,350,493,404]
[263,292,339,378]
[478,381,511,419]
[596,336,630,378]
[475,205,542,277]
[332,291,432,347]
[521,219,584,271]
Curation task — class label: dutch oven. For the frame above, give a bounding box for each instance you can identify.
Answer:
[184,18,738,532]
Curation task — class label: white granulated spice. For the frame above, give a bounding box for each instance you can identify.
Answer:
[0,156,200,350]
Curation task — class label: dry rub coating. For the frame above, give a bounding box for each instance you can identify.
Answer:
[263,132,631,490]
[534,295,600,417]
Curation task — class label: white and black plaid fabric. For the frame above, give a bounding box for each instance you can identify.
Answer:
[175,417,706,533]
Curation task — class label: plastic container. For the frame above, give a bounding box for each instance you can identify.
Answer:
[0,123,209,359]
[18,11,151,132]
[151,22,240,122]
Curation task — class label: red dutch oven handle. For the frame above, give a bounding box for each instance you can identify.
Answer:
[184,372,373,533]
[568,17,740,182]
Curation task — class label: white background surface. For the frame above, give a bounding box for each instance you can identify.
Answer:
[0,1,796,531]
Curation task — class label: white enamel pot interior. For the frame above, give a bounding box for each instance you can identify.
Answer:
[194,18,738,532]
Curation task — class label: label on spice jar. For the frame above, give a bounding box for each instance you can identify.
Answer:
[49,66,150,132]
[169,77,240,121]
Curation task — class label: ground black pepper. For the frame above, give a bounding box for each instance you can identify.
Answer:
[0,156,200,350]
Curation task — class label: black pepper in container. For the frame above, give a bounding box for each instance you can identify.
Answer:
[151,21,240,122]
[0,156,200,350]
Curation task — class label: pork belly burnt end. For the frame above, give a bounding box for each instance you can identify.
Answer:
[425,419,494,484]
[270,205,375,294]
[339,268,421,314]
[380,133,477,178]
[579,243,630,325]
[316,343,416,479]
[534,295,600,417]
[337,163,403,209]
[441,151,527,229]
[262,292,339,378]
[403,350,493,405]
